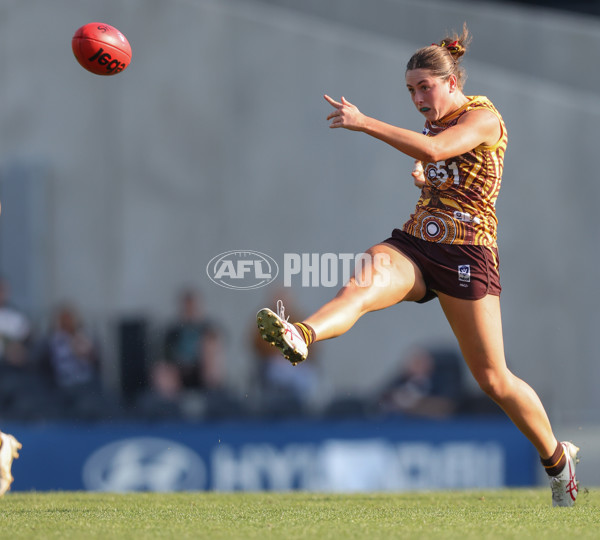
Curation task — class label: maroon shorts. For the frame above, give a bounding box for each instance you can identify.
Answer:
[382,229,501,303]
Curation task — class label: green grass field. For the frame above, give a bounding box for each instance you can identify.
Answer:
[1,489,598,539]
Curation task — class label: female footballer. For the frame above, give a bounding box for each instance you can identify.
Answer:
[0,430,21,496]
[256,25,578,506]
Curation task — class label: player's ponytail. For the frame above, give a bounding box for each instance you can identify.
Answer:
[406,23,471,89]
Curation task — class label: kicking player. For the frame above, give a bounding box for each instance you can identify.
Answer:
[0,430,22,496]
[257,24,578,506]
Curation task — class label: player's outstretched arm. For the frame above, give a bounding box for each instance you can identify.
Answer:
[324,94,499,163]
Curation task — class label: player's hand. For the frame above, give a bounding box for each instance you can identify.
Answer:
[324,94,365,131]
[412,160,426,188]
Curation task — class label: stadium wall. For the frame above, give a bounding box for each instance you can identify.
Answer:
[0,0,598,438]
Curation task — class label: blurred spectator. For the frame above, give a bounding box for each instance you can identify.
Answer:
[133,360,184,420]
[0,278,47,420]
[0,277,31,368]
[250,289,319,415]
[377,345,464,419]
[39,302,101,389]
[37,302,115,420]
[163,288,226,391]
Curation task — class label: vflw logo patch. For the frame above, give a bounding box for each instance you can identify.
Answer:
[458,264,471,283]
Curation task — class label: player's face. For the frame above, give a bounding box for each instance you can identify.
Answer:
[406,69,453,122]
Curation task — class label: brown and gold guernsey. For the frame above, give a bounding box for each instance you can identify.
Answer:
[402,96,507,247]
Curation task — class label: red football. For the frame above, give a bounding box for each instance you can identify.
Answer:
[72,22,132,76]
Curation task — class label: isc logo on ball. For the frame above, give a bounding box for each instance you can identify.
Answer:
[88,47,127,73]
[87,47,127,74]
[206,251,279,290]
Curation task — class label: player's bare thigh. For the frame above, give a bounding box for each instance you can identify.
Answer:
[343,242,427,310]
[437,292,507,375]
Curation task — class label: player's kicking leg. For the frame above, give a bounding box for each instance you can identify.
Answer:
[256,243,426,365]
[0,431,22,496]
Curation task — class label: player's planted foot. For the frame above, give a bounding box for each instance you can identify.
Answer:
[0,431,22,496]
[549,441,579,507]
[256,301,308,365]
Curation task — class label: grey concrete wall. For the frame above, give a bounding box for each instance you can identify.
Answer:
[0,0,598,437]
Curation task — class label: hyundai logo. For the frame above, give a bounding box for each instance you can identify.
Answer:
[82,437,206,492]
